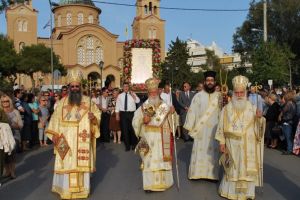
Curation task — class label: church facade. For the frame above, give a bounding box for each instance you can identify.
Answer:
[5,0,165,88]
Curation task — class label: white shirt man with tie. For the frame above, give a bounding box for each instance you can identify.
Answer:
[116,82,140,151]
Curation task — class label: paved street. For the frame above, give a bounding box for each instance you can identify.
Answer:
[0,140,300,200]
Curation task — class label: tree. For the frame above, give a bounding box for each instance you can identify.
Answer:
[0,34,20,84]
[161,37,200,89]
[233,0,300,84]
[18,44,65,89]
[0,1,24,13]
[0,0,9,13]
[250,41,294,86]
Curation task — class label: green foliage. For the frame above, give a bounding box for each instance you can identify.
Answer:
[233,0,300,84]
[18,44,65,88]
[0,78,13,95]
[0,0,8,13]
[161,37,200,89]
[0,34,19,83]
[250,41,294,86]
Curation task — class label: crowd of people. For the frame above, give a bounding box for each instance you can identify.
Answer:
[253,86,300,155]
[0,70,300,199]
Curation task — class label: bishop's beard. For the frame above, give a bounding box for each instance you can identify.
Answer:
[148,96,161,107]
[68,90,82,106]
[232,95,247,112]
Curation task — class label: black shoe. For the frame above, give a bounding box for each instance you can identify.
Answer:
[145,190,152,193]
[282,151,293,155]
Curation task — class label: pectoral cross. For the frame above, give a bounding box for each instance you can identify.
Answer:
[232,123,238,131]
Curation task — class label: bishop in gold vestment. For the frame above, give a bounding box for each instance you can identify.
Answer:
[46,69,100,199]
[184,71,221,180]
[215,75,265,200]
[132,78,174,192]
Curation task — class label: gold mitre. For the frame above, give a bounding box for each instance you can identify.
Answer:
[67,69,83,84]
[145,78,160,91]
[232,75,249,89]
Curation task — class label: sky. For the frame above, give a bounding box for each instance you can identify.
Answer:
[0,0,254,53]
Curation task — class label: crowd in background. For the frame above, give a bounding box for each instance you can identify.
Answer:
[1,79,300,184]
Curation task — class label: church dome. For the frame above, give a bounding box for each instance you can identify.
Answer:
[59,0,95,6]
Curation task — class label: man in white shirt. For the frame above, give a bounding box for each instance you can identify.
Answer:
[160,82,181,114]
[100,87,110,142]
[116,82,140,151]
[248,86,263,112]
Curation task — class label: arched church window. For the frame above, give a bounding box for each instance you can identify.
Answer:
[86,50,94,65]
[57,15,61,27]
[66,13,72,25]
[154,6,157,15]
[152,29,156,39]
[118,58,124,68]
[17,20,22,31]
[88,15,94,23]
[95,47,104,64]
[19,42,25,51]
[22,21,28,32]
[77,35,103,66]
[86,36,94,49]
[148,27,157,39]
[149,2,152,14]
[77,46,85,65]
[144,5,148,15]
[78,13,84,25]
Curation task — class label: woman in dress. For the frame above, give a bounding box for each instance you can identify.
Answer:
[20,93,33,151]
[0,94,23,179]
[108,88,121,144]
[293,121,300,155]
[53,92,61,110]
[265,93,281,148]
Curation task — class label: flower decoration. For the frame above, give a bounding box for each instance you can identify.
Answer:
[122,39,162,91]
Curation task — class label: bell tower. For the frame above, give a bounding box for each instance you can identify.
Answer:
[6,0,37,52]
[132,0,166,59]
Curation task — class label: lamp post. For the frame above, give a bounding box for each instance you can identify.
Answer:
[48,1,59,93]
[99,61,104,87]
[263,0,267,43]
[251,1,267,42]
[165,65,179,88]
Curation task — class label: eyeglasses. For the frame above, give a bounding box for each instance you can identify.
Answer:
[54,95,59,97]
[1,100,9,103]
[70,85,80,88]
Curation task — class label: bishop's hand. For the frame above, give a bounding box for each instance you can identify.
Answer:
[256,109,262,118]
[52,135,59,145]
[143,115,151,124]
[88,112,96,120]
[170,106,175,114]
[219,144,226,153]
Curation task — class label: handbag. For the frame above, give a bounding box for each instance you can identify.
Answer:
[271,123,282,135]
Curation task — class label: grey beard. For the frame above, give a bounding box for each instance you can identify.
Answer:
[68,90,82,106]
[148,96,160,106]
[232,95,247,112]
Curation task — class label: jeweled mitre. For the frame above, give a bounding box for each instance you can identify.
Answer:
[232,75,249,89]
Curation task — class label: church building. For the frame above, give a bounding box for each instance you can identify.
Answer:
[5,0,165,88]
